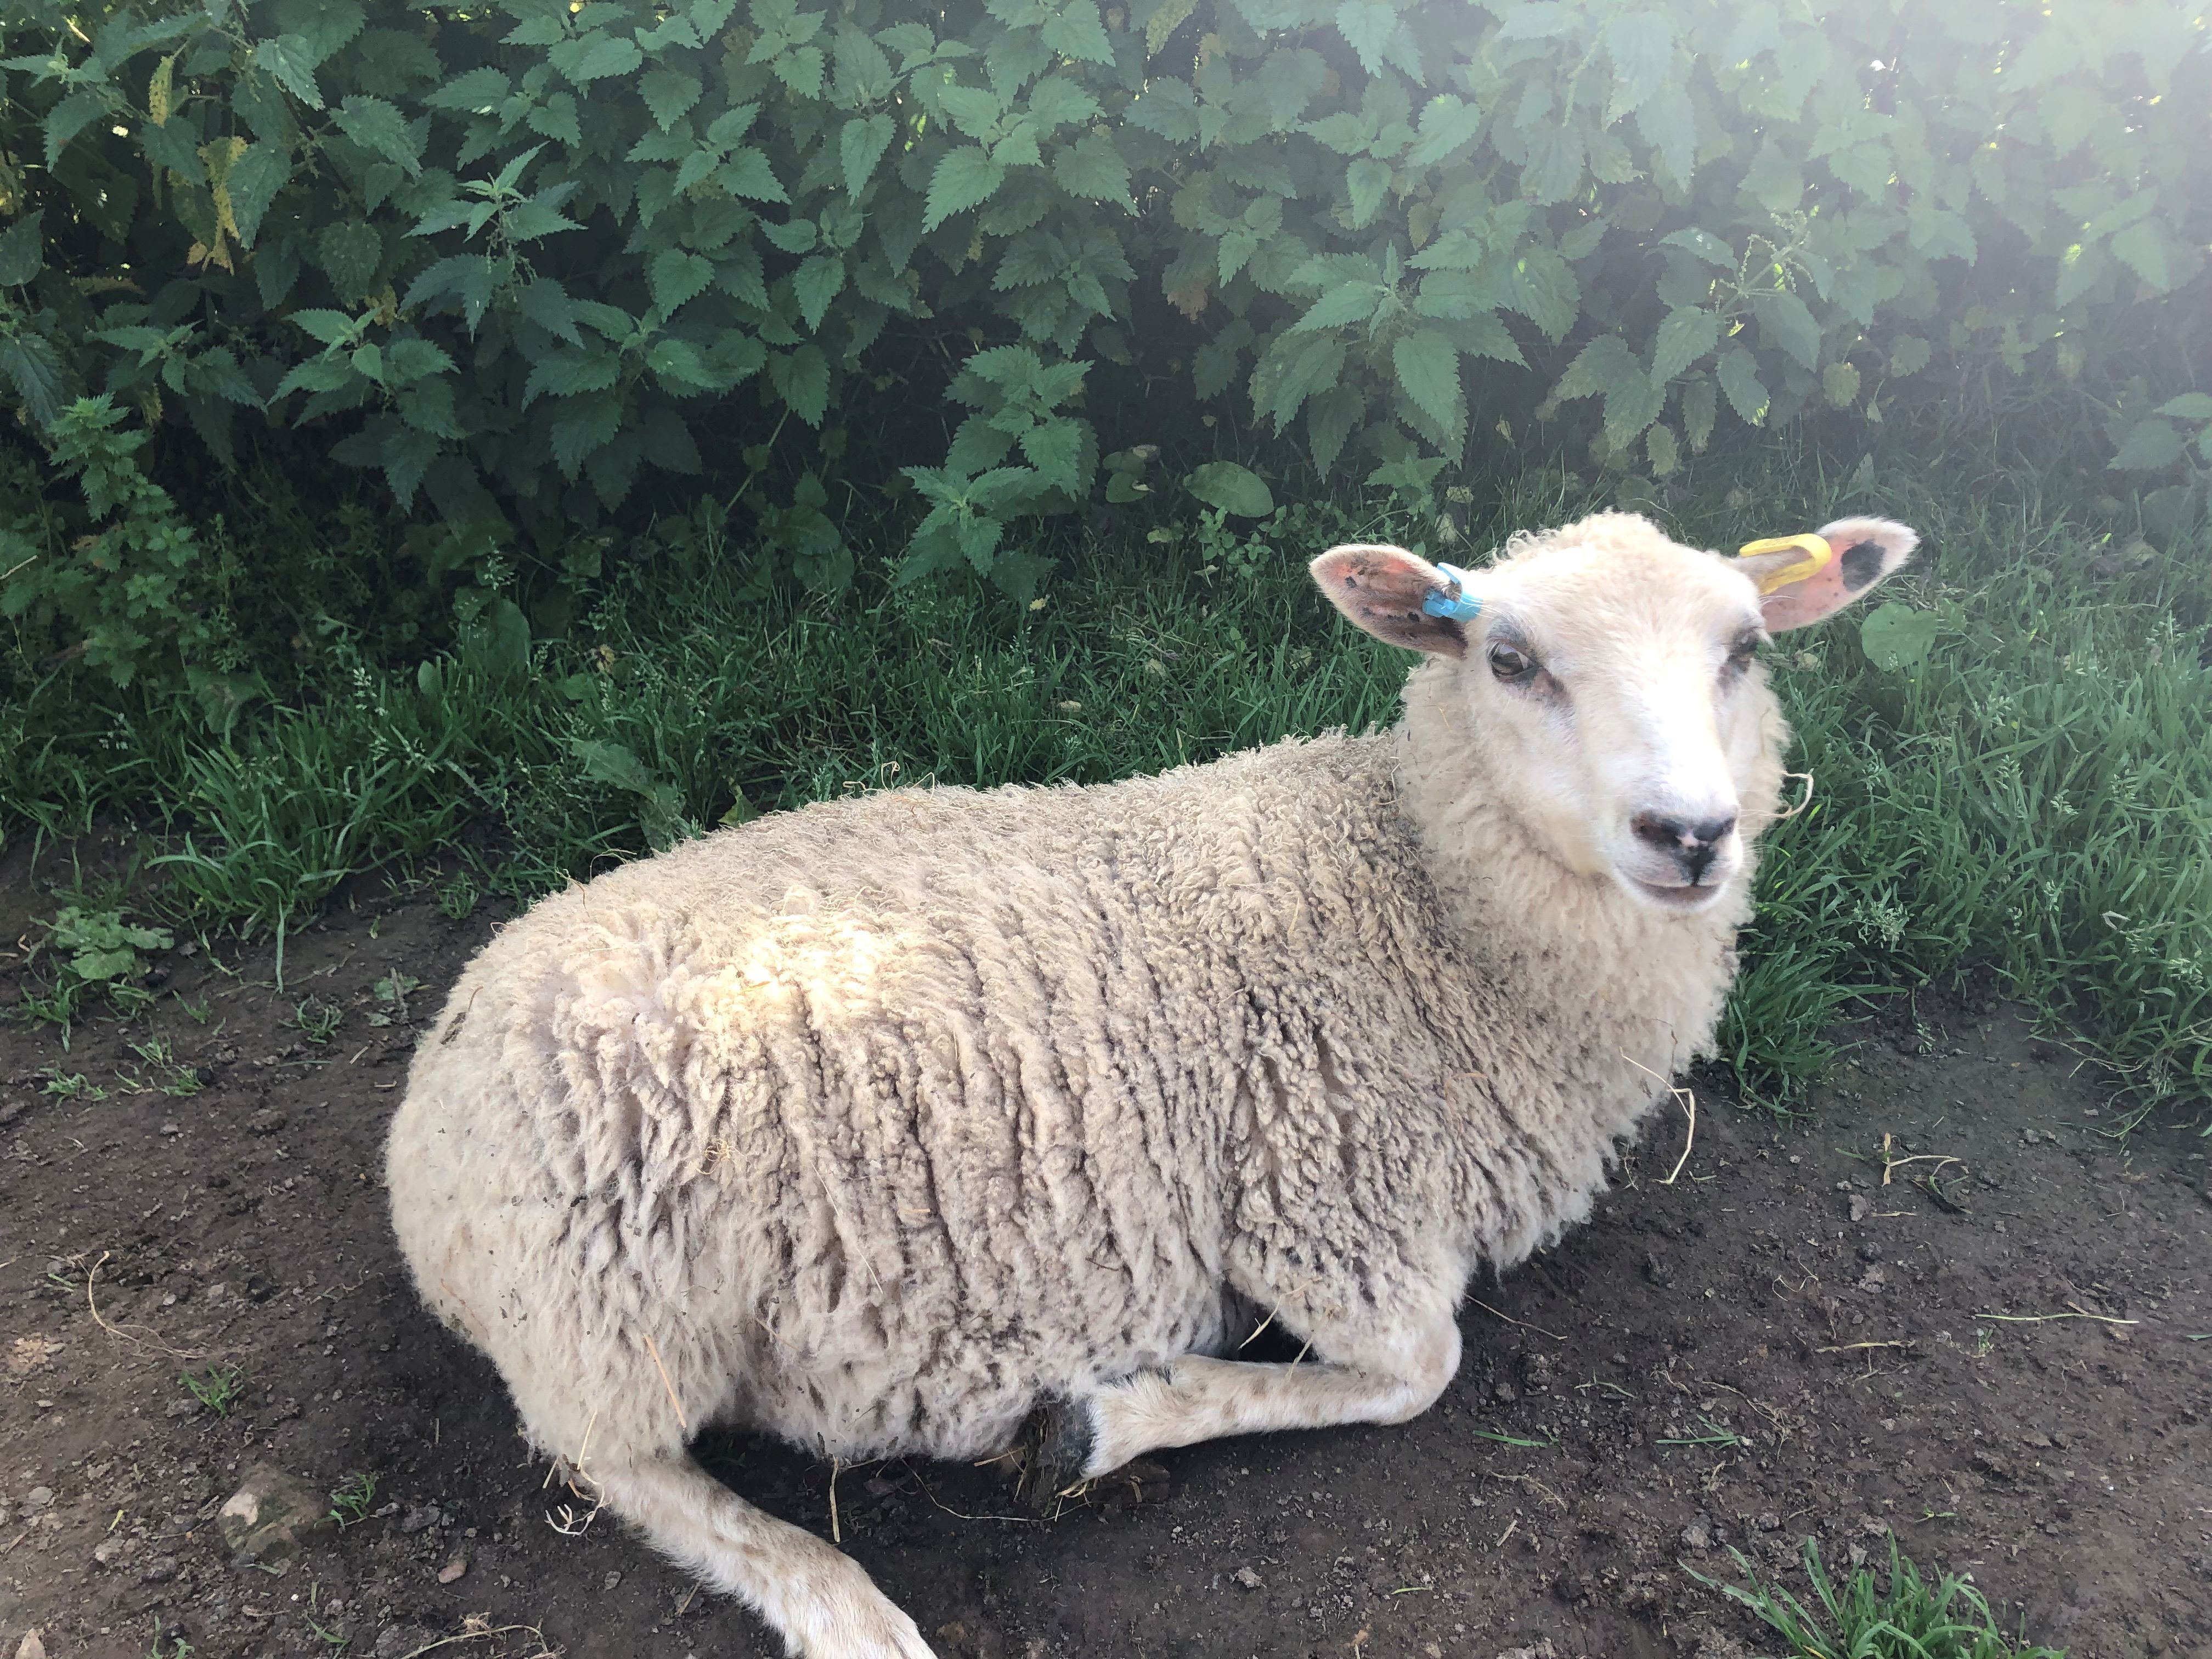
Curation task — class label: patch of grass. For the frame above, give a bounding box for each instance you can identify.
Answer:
[13,904,173,1036]
[1696,1536,2062,1659]
[1657,1416,1743,1449]
[288,996,343,1045]
[181,1364,244,1418]
[40,1068,107,1102]
[2,439,2207,1116]
[328,1471,377,1529]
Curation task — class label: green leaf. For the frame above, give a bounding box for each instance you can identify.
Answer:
[1504,246,1578,340]
[315,219,382,300]
[1186,461,1274,517]
[641,69,702,131]
[1520,126,1583,204]
[650,247,713,313]
[1042,1,1114,64]
[332,95,422,174]
[716,148,788,203]
[793,253,845,330]
[0,212,43,286]
[552,31,645,83]
[1294,280,1384,332]
[1681,377,1717,452]
[1717,347,1768,426]
[1557,334,1638,401]
[771,342,831,425]
[2108,221,2172,292]
[1392,328,1463,441]
[1335,0,1420,78]
[840,113,894,195]
[1887,336,1931,376]
[923,145,1005,230]
[1495,3,1577,41]
[1821,360,1860,407]
[1859,603,1939,671]
[1407,94,1483,166]
[1645,423,1678,477]
[42,88,112,166]
[2154,394,2212,421]
[1602,11,1673,120]
[1053,132,1130,202]
[550,394,623,476]
[1752,291,1821,371]
[2108,418,2183,471]
[1346,157,1391,228]
[646,337,713,392]
[1635,82,1695,184]
[424,66,508,112]
[224,143,290,246]
[255,35,324,108]
[1650,307,1719,383]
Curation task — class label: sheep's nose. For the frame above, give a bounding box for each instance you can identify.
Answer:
[1631,812,1738,882]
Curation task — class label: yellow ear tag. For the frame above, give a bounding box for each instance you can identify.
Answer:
[1735,533,1833,594]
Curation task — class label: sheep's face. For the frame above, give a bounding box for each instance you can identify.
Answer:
[1312,513,1917,915]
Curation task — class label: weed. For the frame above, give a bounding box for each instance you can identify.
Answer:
[147,1620,195,1659]
[1470,1429,1560,1449]
[126,1035,204,1097]
[366,971,423,1027]
[15,905,173,1031]
[289,996,343,1045]
[435,871,481,921]
[39,1069,108,1102]
[328,1471,377,1529]
[1695,1535,2063,1659]
[177,994,214,1024]
[181,1364,244,1418]
[1658,1417,1743,1449]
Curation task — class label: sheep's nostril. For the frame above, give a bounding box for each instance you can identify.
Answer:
[1690,815,1738,848]
[1633,812,1739,881]
[1631,812,1689,851]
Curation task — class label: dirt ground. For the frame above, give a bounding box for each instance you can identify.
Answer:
[2,845,2208,1659]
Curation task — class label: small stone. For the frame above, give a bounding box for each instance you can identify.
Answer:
[93,1534,136,1567]
[1680,1514,1713,1551]
[2019,1431,2052,1449]
[437,1557,467,1584]
[1233,1566,1265,1589]
[1971,1449,2012,1481]
[16,1632,47,1659]
[1847,1194,1870,1223]
[217,1463,336,1567]
[603,1571,622,1591]
[23,1487,54,1513]
[398,1504,442,1534]
[141,1555,180,1584]
[160,1121,180,1136]
[246,1108,288,1136]
[165,1397,201,1418]
[1754,1511,1780,1532]
[374,1626,435,1659]
[1857,1266,1887,1294]
[1642,1251,1671,1286]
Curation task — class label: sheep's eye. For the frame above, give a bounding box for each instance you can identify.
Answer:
[1488,643,1536,682]
[1725,633,1763,670]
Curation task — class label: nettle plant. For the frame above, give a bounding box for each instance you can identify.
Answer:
[0,0,2204,645]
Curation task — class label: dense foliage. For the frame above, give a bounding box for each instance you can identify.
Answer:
[0,0,2207,686]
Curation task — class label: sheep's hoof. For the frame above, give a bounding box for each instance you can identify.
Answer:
[1013,1397,1094,1512]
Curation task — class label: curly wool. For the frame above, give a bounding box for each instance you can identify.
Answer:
[389,689,1773,1474]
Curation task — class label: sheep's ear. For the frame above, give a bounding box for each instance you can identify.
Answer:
[1310,543,1470,657]
[1740,517,1918,633]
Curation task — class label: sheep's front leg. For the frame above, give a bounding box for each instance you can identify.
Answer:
[1022,1307,1461,1503]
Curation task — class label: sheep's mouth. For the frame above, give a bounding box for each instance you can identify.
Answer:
[1624,874,1730,913]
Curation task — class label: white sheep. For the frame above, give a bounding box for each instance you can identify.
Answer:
[386,510,1916,1658]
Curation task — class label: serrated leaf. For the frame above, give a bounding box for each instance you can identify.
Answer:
[772,342,831,425]
[223,143,290,246]
[1392,328,1463,440]
[255,35,324,108]
[1821,360,1861,407]
[1186,460,1273,517]
[1650,307,1718,383]
[1521,126,1583,204]
[1294,280,1385,333]
[332,95,421,174]
[716,148,788,203]
[923,145,1004,230]
[840,113,894,195]
[651,247,713,313]
[2154,393,2212,421]
[524,349,615,410]
[1495,3,1576,40]
[1042,1,1114,64]
[1682,377,1717,452]
[1645,423,1678,477]
[550,394,623,476]
[1053,132,1130,202]
[642,69,702,131]
[1717,346,1768,426]
[1752,290,1821,371]
[1407,93,1483,166]
[2108,221,2171,292]
[425,66,508,112]
[315,219,382,299]
[2108,418,2183,471]
[553,31,644,83]
[1887,335,1931,376]
[0,212,44,286]
[1336,0,1419,78]
[1345,156,1391,228]
[646,336,713,391]
[793,253,845,330]
[1602,11,1673,121]
[1146,0,1199,55]
[1635,81,1696,185]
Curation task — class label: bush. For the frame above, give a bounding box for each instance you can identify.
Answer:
[1,0,2205,680]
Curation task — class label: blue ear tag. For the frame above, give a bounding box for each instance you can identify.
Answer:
[1421,561,1483,622]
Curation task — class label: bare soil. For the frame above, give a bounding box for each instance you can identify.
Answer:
[2,851,2208,1659]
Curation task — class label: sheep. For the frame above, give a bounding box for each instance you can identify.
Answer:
[386,510,1916,1659]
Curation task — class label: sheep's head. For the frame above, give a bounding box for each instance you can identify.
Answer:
[1311,511,1917,915]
